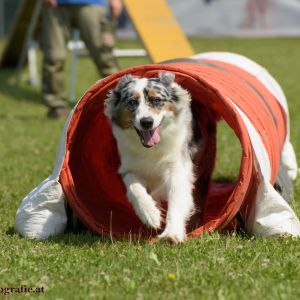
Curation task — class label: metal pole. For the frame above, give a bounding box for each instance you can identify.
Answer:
[27,41,39,86]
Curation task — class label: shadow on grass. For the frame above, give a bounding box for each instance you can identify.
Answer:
[40,230,252,247]
[6,225,108,246]
[46,226,154,246]
[6,225,149,247]
[0,68,41,105]
[6,226,16,236]
[6,223,251,248]
[48,231,111,246]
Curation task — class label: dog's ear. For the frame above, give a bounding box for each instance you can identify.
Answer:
[104,74,134,118]
[104,91,115,118]
[159,72,175,86]
[115,74,134,92]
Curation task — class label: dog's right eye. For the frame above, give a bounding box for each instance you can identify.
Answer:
[127,99,138,111]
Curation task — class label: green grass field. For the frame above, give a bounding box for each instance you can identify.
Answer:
[0,38,300,300]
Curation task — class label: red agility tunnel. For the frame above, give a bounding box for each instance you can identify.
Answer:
[15,52,300,239]
[58,54,291,239]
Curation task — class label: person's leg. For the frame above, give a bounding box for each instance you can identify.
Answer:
[41,4,70,116]
[243,0,256,28]
[75,5,119,78]
[257,0,273,28]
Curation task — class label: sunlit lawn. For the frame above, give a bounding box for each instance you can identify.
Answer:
[0,38,299,299]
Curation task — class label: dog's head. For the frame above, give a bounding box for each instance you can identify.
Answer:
[105,72,191,148]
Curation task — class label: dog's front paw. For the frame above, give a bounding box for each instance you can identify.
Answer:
[142,208,161,229]
[134,196,161,229]
[158,227,186,244]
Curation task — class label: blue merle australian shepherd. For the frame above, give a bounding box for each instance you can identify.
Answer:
[105,72,209,243]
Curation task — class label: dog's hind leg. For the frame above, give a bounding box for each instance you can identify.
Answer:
[123,173,161,229]
[158,164,195,243]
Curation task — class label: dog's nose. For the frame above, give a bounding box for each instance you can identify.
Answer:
[140,117,154,130]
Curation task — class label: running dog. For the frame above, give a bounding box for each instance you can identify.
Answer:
[104,72,201,243]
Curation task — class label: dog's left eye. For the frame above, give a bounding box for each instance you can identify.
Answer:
[150,98,163,106]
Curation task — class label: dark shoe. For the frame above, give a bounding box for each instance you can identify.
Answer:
[47,107,69,119]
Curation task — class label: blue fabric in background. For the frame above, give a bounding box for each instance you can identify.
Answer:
[57,0,105,5]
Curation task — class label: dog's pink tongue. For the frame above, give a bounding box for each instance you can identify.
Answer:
[141,127,160,147]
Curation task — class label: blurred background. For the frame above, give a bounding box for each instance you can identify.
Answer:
[1,0,300,39]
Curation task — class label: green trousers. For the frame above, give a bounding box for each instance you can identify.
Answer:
[41,4,119,108]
